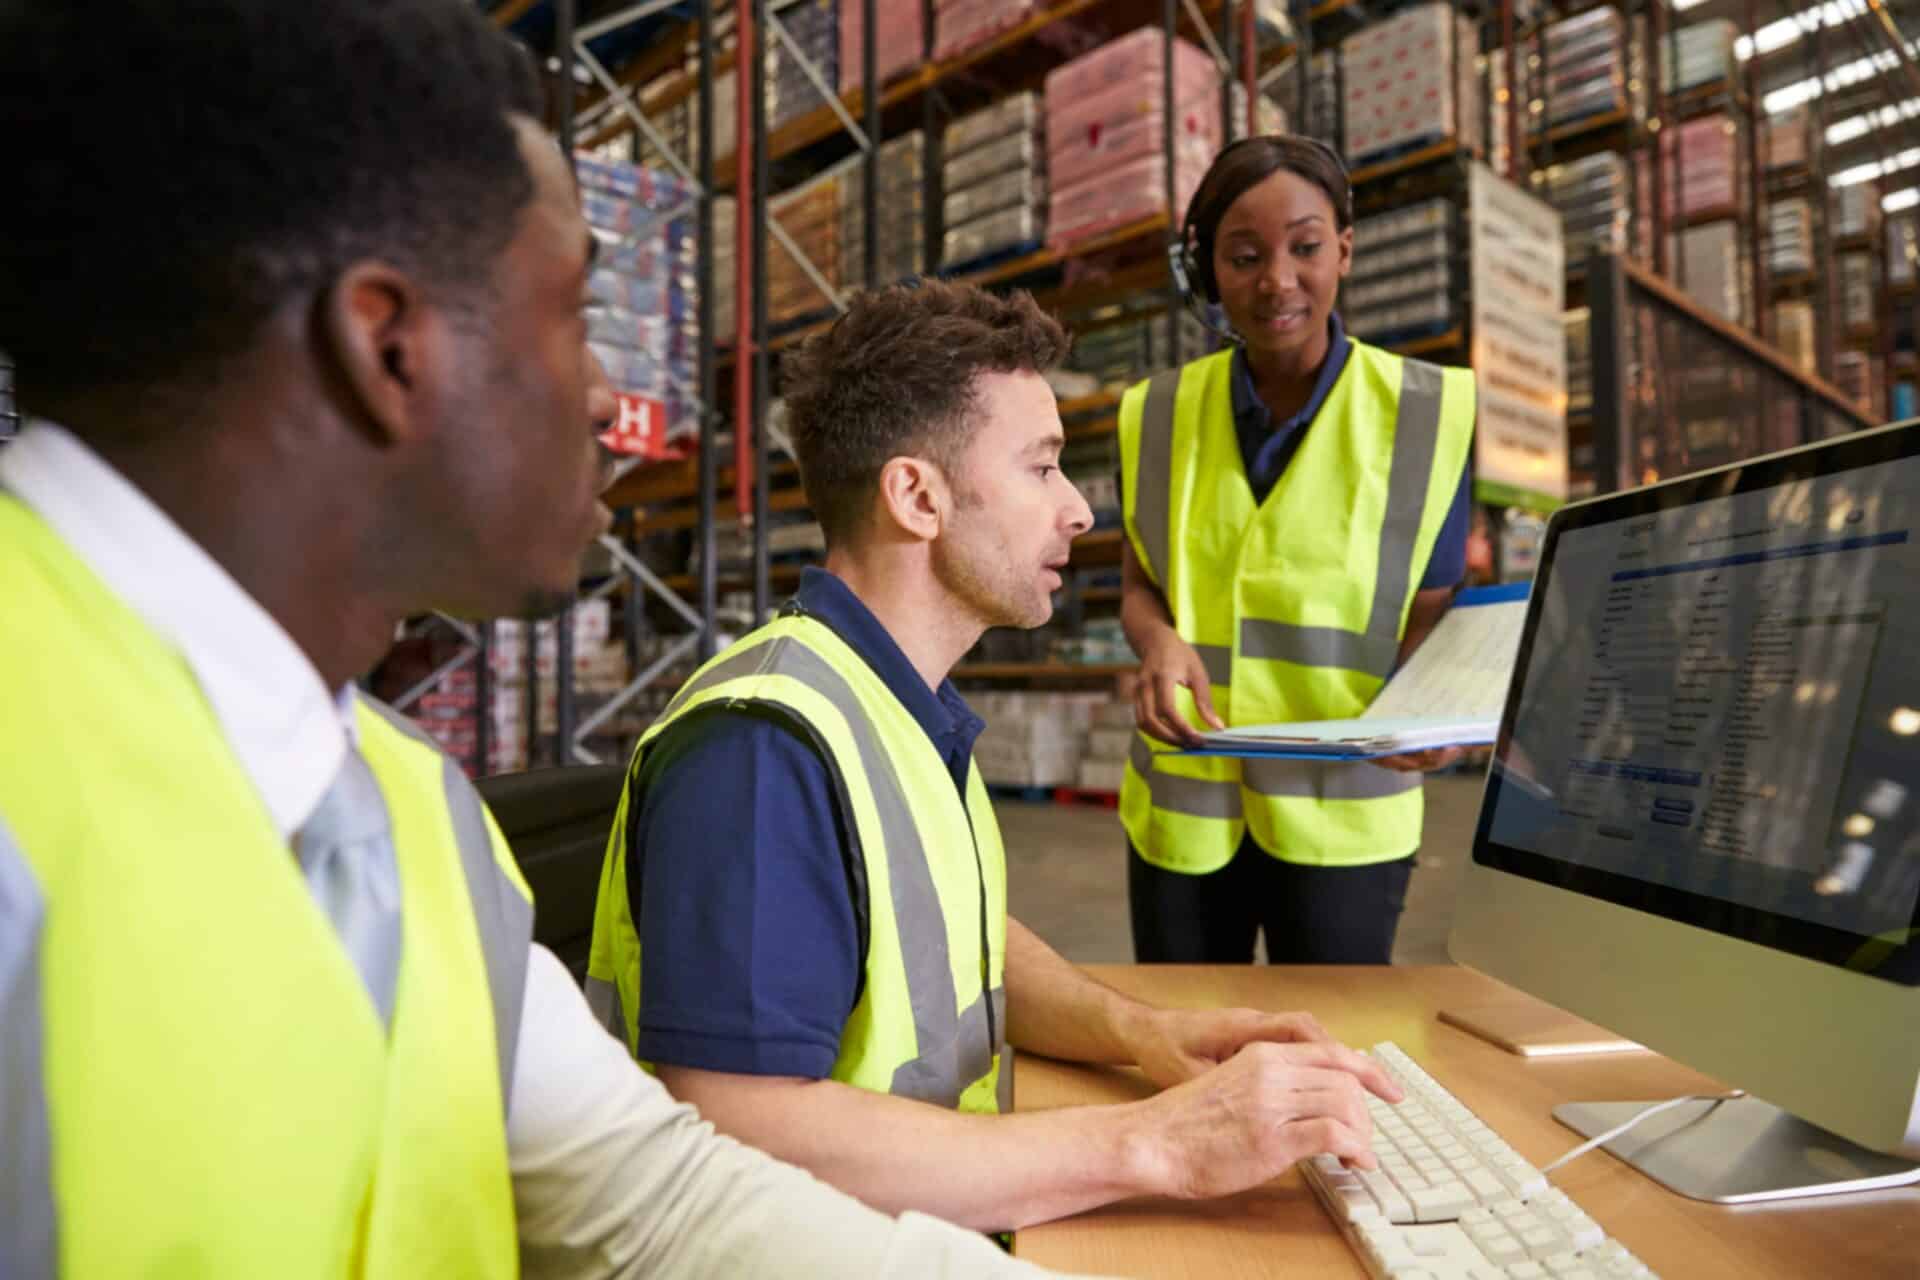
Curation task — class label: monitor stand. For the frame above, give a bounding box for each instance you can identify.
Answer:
[1555,1097,1920,1204]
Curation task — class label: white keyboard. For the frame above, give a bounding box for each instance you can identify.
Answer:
[1300,1043,1659,1280]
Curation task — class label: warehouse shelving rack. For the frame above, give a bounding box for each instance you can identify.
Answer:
[570,0,1308,695]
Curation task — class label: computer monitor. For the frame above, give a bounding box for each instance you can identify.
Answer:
[1450,419,1920,1204]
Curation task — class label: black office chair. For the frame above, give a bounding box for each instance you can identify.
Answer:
[476,766,626,981]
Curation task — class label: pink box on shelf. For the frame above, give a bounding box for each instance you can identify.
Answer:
[1047,139,1212,249]
[1042,25,1215,112]
[1046,79,1221,193]
[1635,115,1741,220]
[933,0,1032,61]
[839,0,923,92]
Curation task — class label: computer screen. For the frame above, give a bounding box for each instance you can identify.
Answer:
[1476,425,1920,984]
[1452,422,1920,1171]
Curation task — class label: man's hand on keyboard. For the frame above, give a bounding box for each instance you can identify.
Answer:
[1125,1005,1339,1090]
[1131,1041,1406,1201]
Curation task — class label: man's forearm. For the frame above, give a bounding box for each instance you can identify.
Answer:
[1003,916,1156,1067]
[508,947,1081,1278]
[659,1064,1169,1233]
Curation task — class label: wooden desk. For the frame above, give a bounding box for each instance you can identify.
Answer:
[1011,966,1916,1278]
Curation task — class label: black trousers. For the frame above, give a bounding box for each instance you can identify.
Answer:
[1128,836,1416,965]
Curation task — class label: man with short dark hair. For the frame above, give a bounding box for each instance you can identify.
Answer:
[587,279,1404,1233]
[0,3,1089,1275]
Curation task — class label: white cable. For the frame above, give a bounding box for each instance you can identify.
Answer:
[1541,1091,1748,1175]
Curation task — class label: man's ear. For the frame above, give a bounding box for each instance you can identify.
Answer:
[320,261,441,447]
[875,454,948,542]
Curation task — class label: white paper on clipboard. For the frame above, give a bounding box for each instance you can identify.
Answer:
[1196,586,1530,760]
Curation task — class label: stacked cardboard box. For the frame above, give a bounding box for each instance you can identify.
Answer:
[1834,349,1885,420]
[577,155,698,449]
[1660,19,1736,94]
[1341,2,1482,161]
[1229,82,1288,139]
[1536,6,1627,131]
[942,95,1046,269]
[936,123,1044,266]
[1890,212,1919,287]
[1535,153,1632,264]
[1637,114,1743,221]
[713,195,737,340]
[1665,220,1750,327]
[484,603,633,773]
[769,0,839,130]
[1346,197,1456,340]
[1064,310,1209,388]
[1833,184,1884,242]
[1767,198,1814,278]
[934,0,1033,60]
[1303,50,1340,148]
[408,667,498,778]
[1764,107,1811,171]
[971,692,1109,788]
[1771,300,1817,378]
[1043,28,1220,250]
[844,130,928,285]
[766,158,856,325]
[1564,308,1592,416]
[1837,251,1876,331]
[1076,698,1137,795]
[839,0,923,93]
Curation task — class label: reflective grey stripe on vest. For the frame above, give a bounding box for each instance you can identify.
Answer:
[584,975,625,1039]
[0,817,55,1280]
[1193,643,1233,689]
[1131,369,1182,586]
[1239,358,1448,680]
[665,634,990,1109]
[363,699,532,1112]
[1129,737,1243,820]
[1242,756,1422,802]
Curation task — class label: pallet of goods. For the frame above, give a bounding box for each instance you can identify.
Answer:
[1341,1,1482,164]
[1043,27,1220,251]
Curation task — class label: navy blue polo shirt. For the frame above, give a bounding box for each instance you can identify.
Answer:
[1228,315,1472,589]
[626,566,986,1078]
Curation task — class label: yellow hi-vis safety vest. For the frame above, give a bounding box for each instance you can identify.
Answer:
[0,494,530,1278]
[1118,341,1476,874]
[586,608,1010,1114]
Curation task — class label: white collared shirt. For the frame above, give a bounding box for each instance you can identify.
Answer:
[0,422,1057,1279]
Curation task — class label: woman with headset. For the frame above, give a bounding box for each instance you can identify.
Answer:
[1116,135,1477,965]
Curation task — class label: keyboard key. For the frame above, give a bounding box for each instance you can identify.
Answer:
[1355,1169,1415,1222]
[1332,1185,1382,1224]
[1568,1219,1606,1251]
[1408,1183,1474,1222]
[1508,1264,1548,1280]
[1519,1227,1562,1255]
[1474,1235,1520,1266]
[1465,1169,1506,1200]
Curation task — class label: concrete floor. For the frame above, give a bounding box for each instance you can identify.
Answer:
[1001,772,1486,966]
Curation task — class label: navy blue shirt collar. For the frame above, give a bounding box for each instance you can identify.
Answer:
[788,566,986,785]
[1230,310,1351,433]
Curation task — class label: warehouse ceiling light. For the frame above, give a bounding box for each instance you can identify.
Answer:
[1672,1,1884,61]
[1831,146,1920,185]
[1885,185,1920,211]
[1770,49,1920,115]
[1828,97,1920,145]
